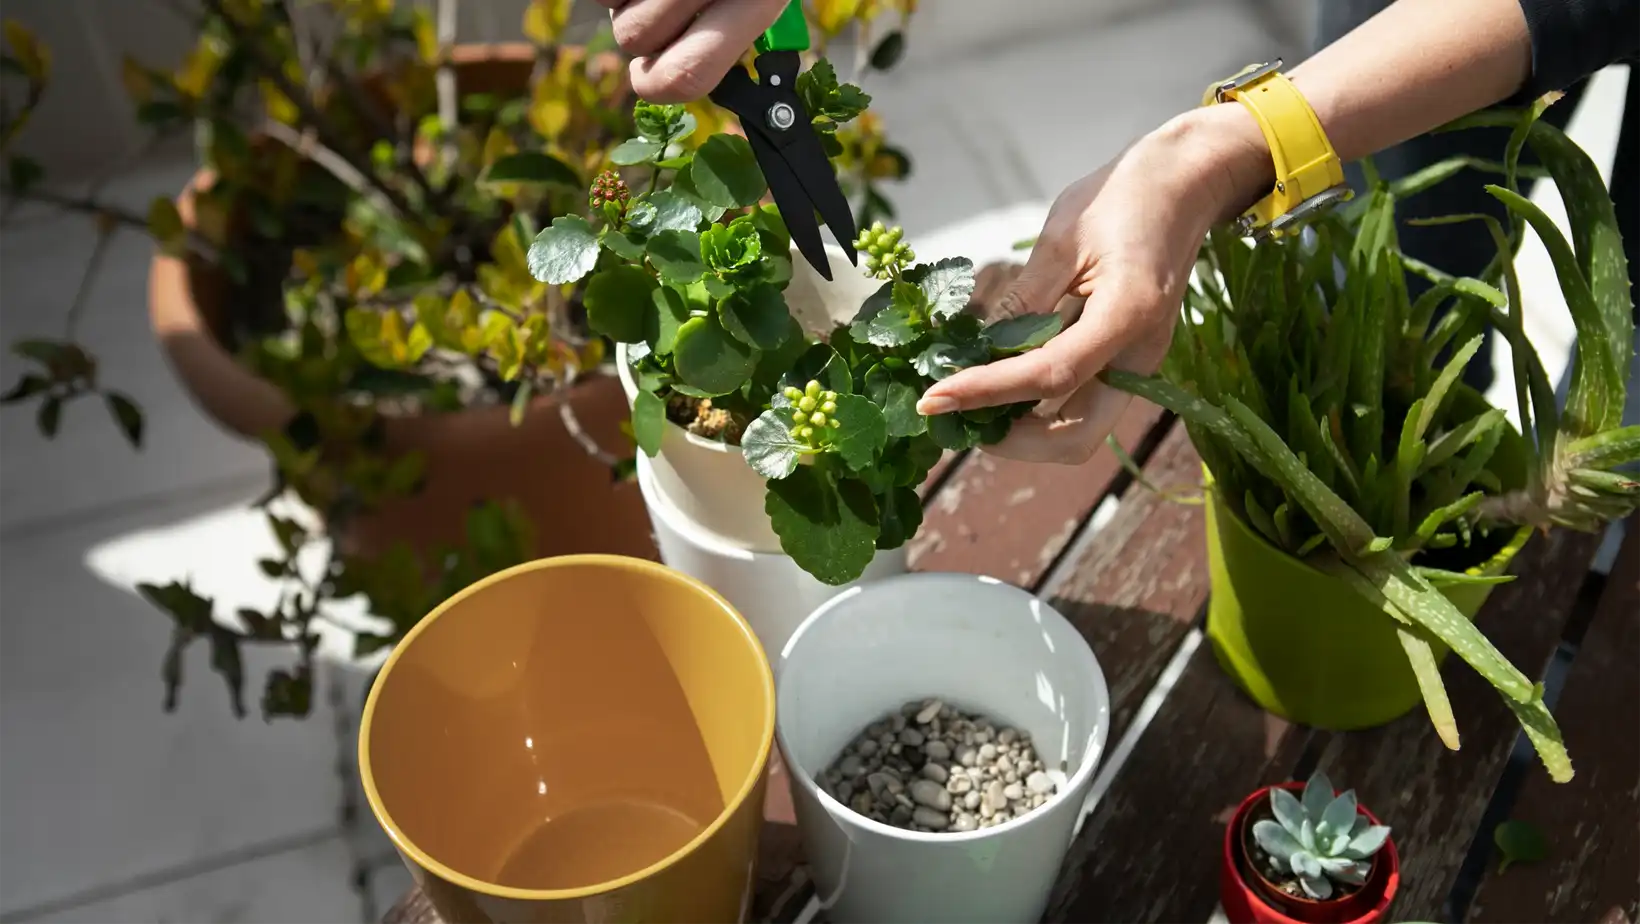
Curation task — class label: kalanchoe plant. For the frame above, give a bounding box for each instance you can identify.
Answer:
[0,1,918,718]
[1105,98,1637,782]
[1251,772,1391,902]
[529,86,1061,585]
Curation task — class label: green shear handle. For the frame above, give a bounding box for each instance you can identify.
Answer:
[756,0,811,53]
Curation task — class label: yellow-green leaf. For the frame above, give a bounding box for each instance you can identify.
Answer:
[146,197,186,255]
[523,0,572,44]
[4,20,49,83]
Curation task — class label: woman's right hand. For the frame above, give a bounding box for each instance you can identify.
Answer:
[595,0,790,102]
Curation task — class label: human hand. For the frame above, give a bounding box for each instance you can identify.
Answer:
[596,0,790,102]
[915,104,1273,463]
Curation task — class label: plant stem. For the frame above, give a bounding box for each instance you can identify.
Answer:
[64,228,117,339]
[0,183,148,229]
[198,0,419,220]
[261,119,400,219]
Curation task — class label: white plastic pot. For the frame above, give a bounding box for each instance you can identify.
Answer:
[616,243,882,552]
[634,453,908,660]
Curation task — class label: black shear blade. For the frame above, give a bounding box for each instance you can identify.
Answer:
[708,54,859,281]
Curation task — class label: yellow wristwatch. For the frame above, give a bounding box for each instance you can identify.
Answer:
[1203,60,1351,239]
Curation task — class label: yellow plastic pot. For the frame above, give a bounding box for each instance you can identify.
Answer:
[360,555,775,923]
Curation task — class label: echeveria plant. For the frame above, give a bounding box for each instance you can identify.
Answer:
[1107,98,1637,783]
[528,80,1061,585]
[1251,771,1391,901]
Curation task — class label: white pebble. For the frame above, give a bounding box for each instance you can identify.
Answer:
[1002,782,1024,801]
[1026,770,1054,794]
[916,700,943,724]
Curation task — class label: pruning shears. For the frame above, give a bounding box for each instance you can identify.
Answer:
[709,1,858,281]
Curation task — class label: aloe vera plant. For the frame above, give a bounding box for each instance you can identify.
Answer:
[1105,99,1637,784]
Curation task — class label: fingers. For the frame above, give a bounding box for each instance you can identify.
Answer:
[609,0,714,57]
[916,275,1143,415]
[978,379,1137,465]
[627,0,789,102]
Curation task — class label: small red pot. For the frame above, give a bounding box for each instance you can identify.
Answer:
[1221,783,1400,924]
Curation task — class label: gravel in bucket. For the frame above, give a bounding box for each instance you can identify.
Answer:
[817,699,1063,833]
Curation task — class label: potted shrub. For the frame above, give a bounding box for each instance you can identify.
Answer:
[0,0,916,717]
[1106,98,1637,782]
[1222,771,1399,924]
[526,85,1062,590]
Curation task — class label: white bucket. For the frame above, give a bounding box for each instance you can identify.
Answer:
[634,452,908,661]
[616,244,882,552]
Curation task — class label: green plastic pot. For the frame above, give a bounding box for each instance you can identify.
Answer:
[1202,385,1532,730]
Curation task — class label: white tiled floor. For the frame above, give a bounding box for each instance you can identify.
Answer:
[0,4,1629,922]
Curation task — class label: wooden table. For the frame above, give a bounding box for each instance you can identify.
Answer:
[384,267,1639,924]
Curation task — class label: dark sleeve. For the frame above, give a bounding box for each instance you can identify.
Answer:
[1514,0,1640,97]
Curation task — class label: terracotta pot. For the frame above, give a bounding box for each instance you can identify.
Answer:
[1220,783,1399,924]
[147,45,655,564]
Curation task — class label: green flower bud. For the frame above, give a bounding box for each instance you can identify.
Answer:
[783,386,802,402]
[809,411,828,428]
[805,380,822,398]
[820,400,836,414]
[792,410,809,425]
[798,395,817,412]
[829,418,841,429]
[821,390,837,402]
[798,426,814,440]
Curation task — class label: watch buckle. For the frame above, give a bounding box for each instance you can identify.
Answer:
[1211,59,1284,103]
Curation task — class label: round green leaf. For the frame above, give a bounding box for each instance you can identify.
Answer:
[527,215,599,285]
[741,408,805,479]
[674,315,758,396]
[864,364,926,438]
[719,284,791,350]
[584,266,657,344]
[765,468,880,586]
[632,390,667,458]
[777,344,852,403]
[479,152,581,188]
[874,485,922,550]
[647,190,703,234]
[690,135,767,209]
[927,412,973,451]
[647,230,707,284]
[985,313,1063,353]
[610,137,663,166]
[602,229,648,261]
[648,285,692,354]
[915,256,977,320]
[830,394,888,471]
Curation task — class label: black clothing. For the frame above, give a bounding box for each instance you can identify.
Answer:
[1316,0,1638,393]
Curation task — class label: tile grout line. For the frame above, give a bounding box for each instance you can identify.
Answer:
[0,825,342,924]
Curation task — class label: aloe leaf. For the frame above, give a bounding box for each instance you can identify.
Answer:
[1503,685,1575,783]
[1422,408,1507,474]
[1407,280,1456,344]
[1487,185,1623,438]
[1350,556,1534,703]
[1218,394,1377,552]
[1244,490,1283,547]
[1398,626,1461,750]
[1567,468,1640,495]
[1414,566,1515,588]
[1386,154,1550,202]
[1419,335,1485,439]
[1320,558,1461,749]
[1394,397,1428,537]
[1566,425,1640,470]
[1413,492,1484,546]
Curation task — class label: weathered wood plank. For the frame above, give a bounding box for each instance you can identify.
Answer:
[908,403,1167,585]
[1036,422,1304,924]
[1046,631,1309,922]
[1468,518,1639,924]
[1039,419,1210,738]
[1306,526,1605,922]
